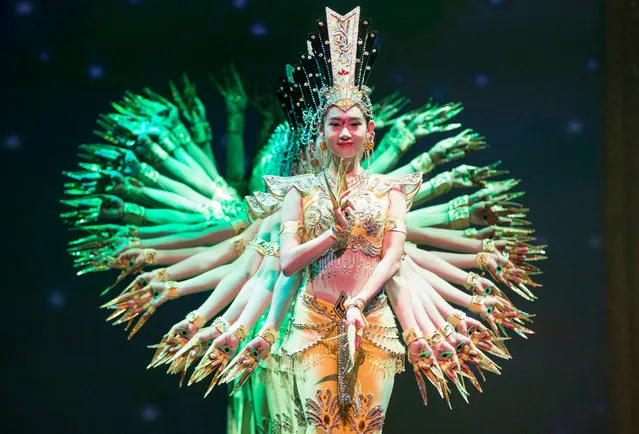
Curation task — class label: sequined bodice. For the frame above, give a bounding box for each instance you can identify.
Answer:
[263,171,421,258]
[303,182,388,257]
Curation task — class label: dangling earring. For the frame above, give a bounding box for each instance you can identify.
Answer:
[319,138,329,170]
[364,134,375,169]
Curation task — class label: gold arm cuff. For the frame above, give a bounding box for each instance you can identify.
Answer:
[401,327,423,346]
[463,227,478,238]
[138,163,160,185]
[257,326,279,346]
[383,216,407,234]
[185,310,206,329]
[280,220,306,239]
[143,248,157,265]
[164,281,180,299]
[410,152,435,173]
[446,310,467,327]
[123,203,146,225]
[172,123,194,145]
[329,224,349,250]
[482,238,497,253]
[232,219,248,235]
[129,237,141,249]
[464,272,481,292]
[476,252,490,270]
[425,329,443,348]
[231,325,248,342]
[154,268,169,282]
[448,205,470,230]
[248,238,279,257]
[387,122,416,152]
[430,172,453,196]
[468,295,485,315]
[212,317,230,334]
[346,297,366,313]
[232,237,246,258]
[438,322,455,338]
[127,225,139,237]
[448,194,470,210]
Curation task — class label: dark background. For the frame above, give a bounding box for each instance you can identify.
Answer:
[4,0,604,433]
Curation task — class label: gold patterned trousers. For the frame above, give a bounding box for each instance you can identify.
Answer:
[280,292,405,433]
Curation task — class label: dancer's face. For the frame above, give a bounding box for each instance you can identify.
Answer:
[321,105,374,161]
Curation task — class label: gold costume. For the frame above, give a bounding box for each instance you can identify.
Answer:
[265,171,421,433]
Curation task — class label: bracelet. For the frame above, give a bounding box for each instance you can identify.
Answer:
[447,206,470,230]
[409,152,435,173]
[145,143,169,164]
[346,297,366,313]
[231,219,248,235]
[143,248,157,265]
[212,317,230,334]
[127,225,139,237]
[468,295,485,315]
[425,329,443,348]
[164,281,180,299]
[232,237,247,258]
[172,123,194,146]
[227,117,245,134]
[123,203,146,225]
[448,195,469,211]
[249,238,277,257]
[482,238,497,253]
[154,268,170,282]
[280,220,306,239]
[129,237,141,249]
[446,310,467,327]
[330,224,349,248]
[463,227,478,238]
[429,172,453,196]
[231,325,248,342]
[192,121,212,145]
[438,322,455,338]
[383,216,407,234]
[257,326,279,346]
[464,272,481,292]
[138,163,160,185]
[157,132,178,154]
[476,252,490,270]
[387,122,416,153]
[185,310,206,329]
[401,327,423,346]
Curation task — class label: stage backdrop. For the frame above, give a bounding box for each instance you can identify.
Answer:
[4,1,604,433]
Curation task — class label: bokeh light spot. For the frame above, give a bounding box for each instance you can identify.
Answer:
[4,134,23,150]
[250,22,269,37]
[141,404,160,422]
[474,73,490,88]
[88,64,105,80]
[15,1,34,16]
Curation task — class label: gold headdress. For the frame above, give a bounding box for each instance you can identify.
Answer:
[275,7,380,167]
[318,7,374,119]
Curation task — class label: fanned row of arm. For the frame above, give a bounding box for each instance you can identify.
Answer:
[62,73,546,407]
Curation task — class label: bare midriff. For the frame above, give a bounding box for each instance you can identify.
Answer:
[305,248,379,305]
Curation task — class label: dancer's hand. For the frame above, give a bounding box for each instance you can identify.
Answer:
[212,64,248,114]
[346,304,367,350]
[428,128,487,165]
